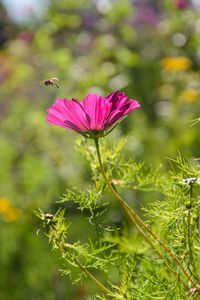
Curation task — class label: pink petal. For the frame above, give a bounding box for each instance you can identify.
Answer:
[106,91,129,110]
[121,100,140,117]
[47,99,90,132]
[105,99,140,128]
[82,93,112,130]
[62,99,90,131]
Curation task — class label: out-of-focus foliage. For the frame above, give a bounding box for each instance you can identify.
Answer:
[0,0,199,299]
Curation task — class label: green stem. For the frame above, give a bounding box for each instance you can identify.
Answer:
[94,138,195,287]
[125,213,188,289]
[125,209,164,260]
[187,210,193,267]
[187,184,198,279]
[75,259,114,296]
[64,243,115,297]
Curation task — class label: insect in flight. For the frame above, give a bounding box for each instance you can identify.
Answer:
[43,77,60,88]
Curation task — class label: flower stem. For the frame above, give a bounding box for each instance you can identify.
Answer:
[94,138,195,287]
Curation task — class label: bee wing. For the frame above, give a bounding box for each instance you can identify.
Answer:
[50,77,59,82]
[51,77,60,88]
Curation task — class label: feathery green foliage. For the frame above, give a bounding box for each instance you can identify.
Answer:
[37,137,200,299]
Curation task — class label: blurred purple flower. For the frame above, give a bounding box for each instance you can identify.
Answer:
[133,2,160,28]
[17,31,34,43]
[175,0,189,9]
[47,91,140,138]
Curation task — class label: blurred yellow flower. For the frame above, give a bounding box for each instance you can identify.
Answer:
[0,198,11,212]
[161,56,192,71]
[0,198,21,222]
[180,89,199,103]
[5,207,21,222]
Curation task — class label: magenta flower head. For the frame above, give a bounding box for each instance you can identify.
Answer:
[47,91,140,139]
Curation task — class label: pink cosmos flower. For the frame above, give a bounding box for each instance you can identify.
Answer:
[47,91,140,138]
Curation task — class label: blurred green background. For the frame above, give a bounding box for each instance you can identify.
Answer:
[0,0,199,299]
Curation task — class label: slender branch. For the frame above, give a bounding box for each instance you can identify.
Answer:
[94,138,196,287]
[123,211,188,289]
[63,243,115,297]
[187,210,193,269]
[125,210,164,260]
[187,184,198,279]
[110,184,165,262]
[75,259,114,296]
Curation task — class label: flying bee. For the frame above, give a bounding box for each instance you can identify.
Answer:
[43,77,60,88]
